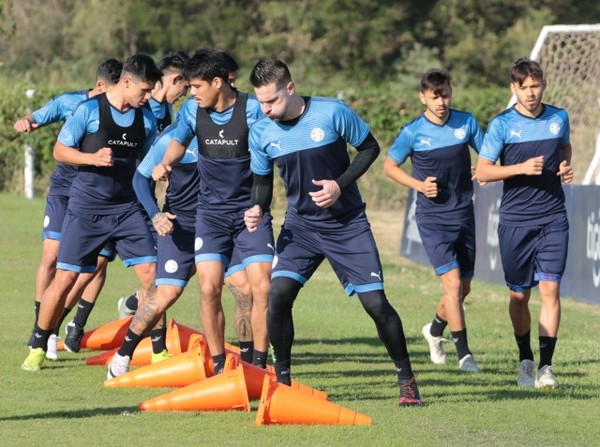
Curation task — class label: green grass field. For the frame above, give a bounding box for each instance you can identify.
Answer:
[1,192,599,447]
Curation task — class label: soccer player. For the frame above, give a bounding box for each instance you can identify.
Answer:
[244,59,422,406]
[115,50,190,319]
[107,49,273,378]
[21,54,163,372]
[384,69,483,372]
[14,59,122,360]
[475,57,573,388]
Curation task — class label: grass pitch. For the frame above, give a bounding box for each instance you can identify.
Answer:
[1,193,599,446]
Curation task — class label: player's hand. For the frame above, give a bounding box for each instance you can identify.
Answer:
[519,155,544,176]
[93,147,113,167]
[557,159,574,183]
[309,179,341,208]
[244,205,263,233]
[152,163,172,182]
[151,212,176,236]
[471,166,487,186]
[420,176,438,198]
[14,118,39,133]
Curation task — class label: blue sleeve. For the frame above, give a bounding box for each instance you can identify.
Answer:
[468,115,484,153]
[479,117,505,163]
[559,110,570,146]
[388,126,414,164]
[246,96,264,126]
[249,121,272,176]
[332,100,371,147]
[173,99,197,145]
[57,102,96,147]
[31,98,63,127]
[133,170,160,219]
[137,123,178,177]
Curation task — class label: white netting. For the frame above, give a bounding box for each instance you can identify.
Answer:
[512,25,600,184]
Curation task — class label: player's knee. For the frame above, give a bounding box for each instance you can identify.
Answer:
[268,277,301,315]
[357,290,395,321]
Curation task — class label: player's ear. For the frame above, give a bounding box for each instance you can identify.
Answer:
[419,91,426,105]
[286,81,295,95]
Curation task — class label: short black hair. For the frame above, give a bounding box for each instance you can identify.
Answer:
[249,59,292,89]
[221,51,239,74]
[121,54,163,84]
[96,58,122,85]
[510,57,544,85]
[183,48,229,82]
[158,50,190,74]
[420,68,452,95]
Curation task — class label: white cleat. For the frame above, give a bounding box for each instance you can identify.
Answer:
[535,364,558,389]
[107,353,131,380]
[46,334,59,361]
[458,354,480,372]
[517,359,535,387]
[421,323,447,365]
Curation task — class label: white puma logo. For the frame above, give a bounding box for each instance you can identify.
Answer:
[510,129,522,139]
[420,138,431,147]
[270,141,282,151]
[370,271,382,281]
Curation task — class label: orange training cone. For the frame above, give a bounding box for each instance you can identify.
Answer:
[138,364,250,412]
[255,376,371,426]
[104,342,207,388]
[226,355,328,401]
[171,320,203,352]
[62,316,133,351]
[86,320,187,366]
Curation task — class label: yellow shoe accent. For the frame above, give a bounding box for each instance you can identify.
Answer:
[151,349,172,364]
[21,347,46,371]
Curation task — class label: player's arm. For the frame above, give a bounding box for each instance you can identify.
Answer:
[53,141,112,167]
[383,156,438,198]
[309,131,380,209]
[475,156,544,182]
[245,173,273,233]
[132,169,175,236]
[13,113,39,133]
[557,143,574,183]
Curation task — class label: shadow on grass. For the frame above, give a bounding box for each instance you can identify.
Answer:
[0,406,139,422]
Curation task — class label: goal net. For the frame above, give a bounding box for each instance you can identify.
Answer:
[509,24,600,184]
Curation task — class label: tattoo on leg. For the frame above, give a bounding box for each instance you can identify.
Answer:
[228,283,253,341]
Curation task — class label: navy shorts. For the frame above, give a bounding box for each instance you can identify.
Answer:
[417,212,476,278]
[42,195,69,240]
[498,214,569,291]
[57,207,157,273]
[195,209,274,269]
[272,210,384,296]
[156,220,195,287]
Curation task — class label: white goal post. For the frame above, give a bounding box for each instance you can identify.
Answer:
[508,24,600,184]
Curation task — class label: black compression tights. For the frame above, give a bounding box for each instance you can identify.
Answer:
[357,290,410,362]
[267,278,410,364]
[267,277,303,364]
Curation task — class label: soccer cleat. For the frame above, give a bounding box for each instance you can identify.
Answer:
[421,323,447,365]
[21,347,46,372]
[517,359,535,387]
[64,321,84,353]
[151,349,172,364]
[107,353,131,379]
[46,334,59,361]
[399,376,423,407]
[535,364,558,389]
[458,354,480,372]
[117,294,137,319]
[26,331,35,348]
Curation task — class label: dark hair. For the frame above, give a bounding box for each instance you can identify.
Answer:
[158,50,190,74]
[249,59,292,89]
[510,57,544,85]
[420,68,452,95]
[183,48,229,82]
[222,51,239,74]
[121,54,163,84]
[96,58,122,85]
